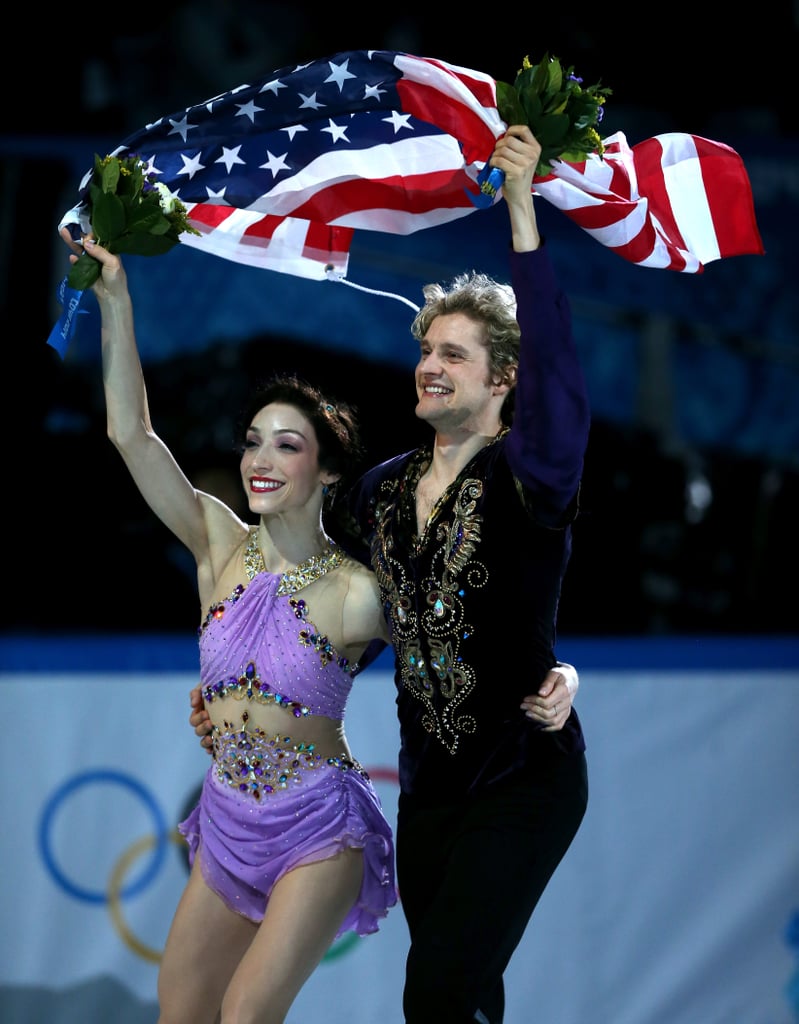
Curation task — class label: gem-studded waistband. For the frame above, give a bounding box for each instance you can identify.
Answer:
[211,725,368,802]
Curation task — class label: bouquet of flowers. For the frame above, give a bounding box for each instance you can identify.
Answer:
[67,153,201,290]
[473,53,612,206]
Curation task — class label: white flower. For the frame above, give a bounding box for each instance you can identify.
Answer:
[153,180,179,215]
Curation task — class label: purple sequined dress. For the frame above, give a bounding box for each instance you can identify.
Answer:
[179,532,397,936]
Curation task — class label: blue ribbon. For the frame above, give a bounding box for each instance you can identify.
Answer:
[467,165,505,209]
[47,277,90,359]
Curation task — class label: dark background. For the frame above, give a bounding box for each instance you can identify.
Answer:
[3,5,797,638]
[5,8,796,139]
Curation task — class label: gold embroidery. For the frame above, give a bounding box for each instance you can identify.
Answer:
[374,463,486,755]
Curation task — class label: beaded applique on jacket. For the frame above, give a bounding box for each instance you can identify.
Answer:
[371,447,495,755]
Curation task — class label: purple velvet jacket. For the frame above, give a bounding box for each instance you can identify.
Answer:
[334,245,591,797]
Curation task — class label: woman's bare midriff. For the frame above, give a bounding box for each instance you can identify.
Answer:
[207,701,353,762]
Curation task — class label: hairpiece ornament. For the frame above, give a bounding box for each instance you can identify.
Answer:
[471,53,612,208]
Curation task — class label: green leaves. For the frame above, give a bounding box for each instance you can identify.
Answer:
[66,252,103,291]
[88,187,126,243]
[495,81,526,126]
[495,53,612,175]
[114,230,178,257]
[534,113,570,151]
[66,153,201,290]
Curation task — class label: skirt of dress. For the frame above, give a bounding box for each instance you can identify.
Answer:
[179,760,398,936]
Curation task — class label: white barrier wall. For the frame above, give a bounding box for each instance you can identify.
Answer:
[1,636,798,1024]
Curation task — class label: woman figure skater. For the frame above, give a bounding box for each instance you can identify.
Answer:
[60,230,397,1024]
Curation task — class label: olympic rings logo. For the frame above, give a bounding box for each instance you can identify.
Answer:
[38,765,399,965]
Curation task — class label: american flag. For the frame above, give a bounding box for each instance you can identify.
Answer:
[532,131,764,273]
[59,49,764,280]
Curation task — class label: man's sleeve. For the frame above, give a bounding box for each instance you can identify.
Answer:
[505,245,591,519]
[327,475,373,567]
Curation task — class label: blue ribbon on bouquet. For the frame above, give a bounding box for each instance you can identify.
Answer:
[467,165,505,209]
[46,277,93,359]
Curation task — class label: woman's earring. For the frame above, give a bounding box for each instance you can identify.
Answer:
[322,484,329,496]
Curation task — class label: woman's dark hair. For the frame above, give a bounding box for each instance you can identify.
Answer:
[235,372,364,489]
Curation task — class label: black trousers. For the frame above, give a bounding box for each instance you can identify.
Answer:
[397,751,588,1024]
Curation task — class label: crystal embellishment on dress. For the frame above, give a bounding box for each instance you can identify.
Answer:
[243,526,343,592]
[211,725,370,800]
[202,661,312,717]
